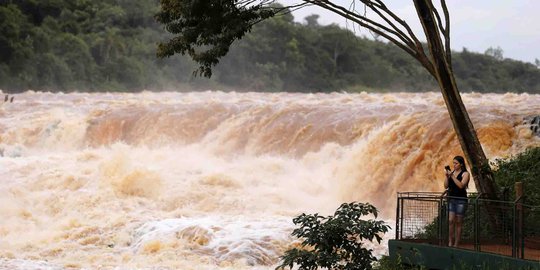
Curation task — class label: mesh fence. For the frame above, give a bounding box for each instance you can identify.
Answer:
[400,198,441,240]
[396,193,444,244]
[474,199,514,256]
[523,205,540,260]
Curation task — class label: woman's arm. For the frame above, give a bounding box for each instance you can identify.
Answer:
[444,170,450,189]
[451,172,470,189]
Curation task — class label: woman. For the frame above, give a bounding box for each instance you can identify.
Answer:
[444,155,470,247]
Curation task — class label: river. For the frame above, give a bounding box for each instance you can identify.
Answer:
[0,91,538,269]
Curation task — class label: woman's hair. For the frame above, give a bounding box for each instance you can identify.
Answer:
[453,155,468,188]
[453,155,467,171]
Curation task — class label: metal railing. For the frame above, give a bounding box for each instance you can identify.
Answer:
[395,192,540,261]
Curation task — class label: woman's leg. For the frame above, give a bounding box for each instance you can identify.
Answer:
[455,215,464,247]
[448,212,455,247]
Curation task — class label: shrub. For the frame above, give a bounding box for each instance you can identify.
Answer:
[492,147,540,205]
[276,202,390,270]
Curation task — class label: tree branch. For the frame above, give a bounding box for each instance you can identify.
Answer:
[360,1,415,48]
[441,0,451,67]
[306,0,436,76]
[313,1,413,51]
[429,0,451,67]
[370,0,424,50]
[430,4,446,35]
[367,0,433,72]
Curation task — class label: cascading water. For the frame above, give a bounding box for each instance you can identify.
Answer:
[0,91,538,269]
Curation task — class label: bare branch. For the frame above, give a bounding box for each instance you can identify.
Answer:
[431,6,446,36]
[315,0,414,51]
[239,0,275,9]
[367,0,434,71]
[356,0,436,76]
[260,2,311,13]
[370,0,425,51]
[250,3,311,28]
[347,0,358,34]
[441,0,451,66]
[360,2,415,48]
[428,0,451,67]
[305,0,436,76]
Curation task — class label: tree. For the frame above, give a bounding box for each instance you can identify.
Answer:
[276,202,390,270]
[156,0,499,201]
[485,46,504,61]
[304,14,320,28]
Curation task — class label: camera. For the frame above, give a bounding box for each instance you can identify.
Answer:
[445,165,451,171]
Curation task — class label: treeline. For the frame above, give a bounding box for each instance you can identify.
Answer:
[1,1,539,93]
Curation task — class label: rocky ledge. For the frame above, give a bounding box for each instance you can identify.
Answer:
[524,115,540,137]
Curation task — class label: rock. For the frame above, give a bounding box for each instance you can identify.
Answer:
[524,115,540,137]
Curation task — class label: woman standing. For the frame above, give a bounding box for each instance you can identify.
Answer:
[444,155,470,247]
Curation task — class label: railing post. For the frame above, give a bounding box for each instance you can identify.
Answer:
[400,197,404,239]
[444,196,449,246]
[474,196,479,251]
[515,182,523,259]
[521,205,525,259]
[396,194,400,240]
[512,202,516,257]
[438,196,443,246]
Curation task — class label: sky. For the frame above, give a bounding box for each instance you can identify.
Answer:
[291,0,540,64]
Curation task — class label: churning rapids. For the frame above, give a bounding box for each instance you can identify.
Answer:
[0,91,539,269]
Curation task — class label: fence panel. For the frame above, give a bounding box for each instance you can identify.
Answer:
[523,205,540,260]
[474,199,514,257]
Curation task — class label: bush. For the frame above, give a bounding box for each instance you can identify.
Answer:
[276,202,390,270]
[374,255,425,270]
[492,147,540,205]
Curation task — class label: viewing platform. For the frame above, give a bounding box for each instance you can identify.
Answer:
[389,191,540,269]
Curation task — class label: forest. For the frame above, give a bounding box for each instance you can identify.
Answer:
[1,0,540,93]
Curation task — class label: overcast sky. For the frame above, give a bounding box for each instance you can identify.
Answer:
[291,0,540,64]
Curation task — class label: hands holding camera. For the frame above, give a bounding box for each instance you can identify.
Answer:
[444,165,454,190]
[444,165,453,177]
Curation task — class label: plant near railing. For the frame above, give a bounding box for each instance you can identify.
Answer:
[493,148,540,205]
[276,202,390,270]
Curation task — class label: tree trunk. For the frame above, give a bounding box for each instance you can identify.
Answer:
[413,0,498,200]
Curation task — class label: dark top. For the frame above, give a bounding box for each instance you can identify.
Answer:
[448,170,467,198]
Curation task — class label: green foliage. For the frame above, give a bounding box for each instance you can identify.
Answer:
[492,147,540,205]
[492,147,540,236]
[276,202,390,270]
[453,48,540,93]
[374,255,425,270]
[155,0,277,77]
[0,0,196,92]
[2,0,540,92]
[484,46,504,61]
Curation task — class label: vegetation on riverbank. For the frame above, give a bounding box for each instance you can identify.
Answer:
[492,147,540,205]
[2,1,540,93]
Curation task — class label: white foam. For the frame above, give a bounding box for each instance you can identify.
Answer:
[132,216,295,265]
